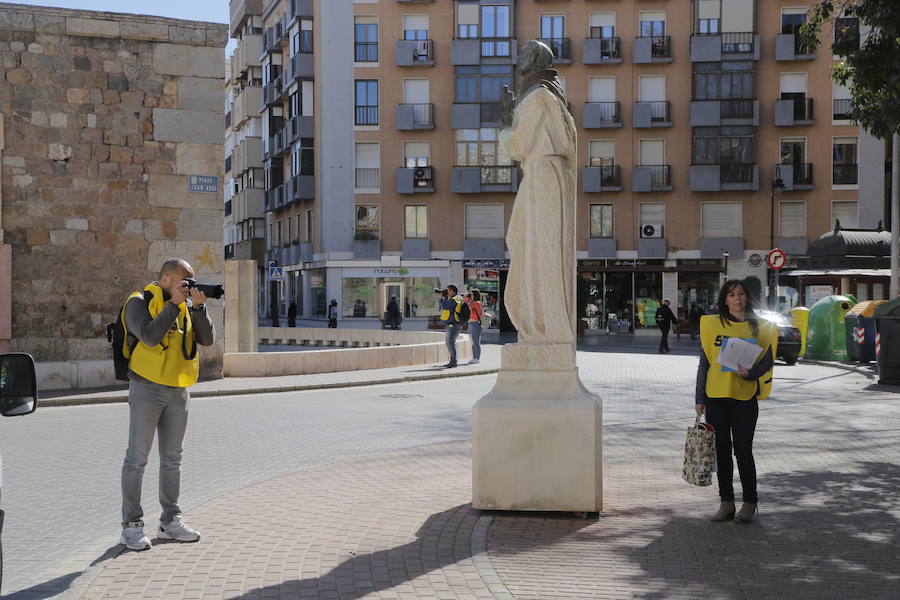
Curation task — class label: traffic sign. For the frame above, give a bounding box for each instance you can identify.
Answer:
[766,248,786,270]
[268,266,284,281]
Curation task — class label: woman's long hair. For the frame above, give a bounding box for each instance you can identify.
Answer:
[717,279,759,336]
[470,289,482,302]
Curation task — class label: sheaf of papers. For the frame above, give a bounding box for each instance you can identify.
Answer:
[717,337,764,372]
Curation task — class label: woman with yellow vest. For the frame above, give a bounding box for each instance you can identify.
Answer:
[695,279,777,523]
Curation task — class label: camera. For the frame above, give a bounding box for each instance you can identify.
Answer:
[433,288,444,294]
[185,278,225,300]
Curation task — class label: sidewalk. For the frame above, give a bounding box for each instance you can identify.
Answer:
[79,378,900,600]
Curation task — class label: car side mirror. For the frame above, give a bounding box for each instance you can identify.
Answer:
[0,353,38,417]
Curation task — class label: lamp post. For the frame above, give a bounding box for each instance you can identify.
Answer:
[722,250,729,281]
[770,166,785,309]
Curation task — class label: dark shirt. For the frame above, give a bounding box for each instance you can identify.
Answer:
[657,305,677,327]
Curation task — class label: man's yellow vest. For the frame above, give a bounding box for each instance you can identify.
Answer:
[440,296,463,322]
[699,314,778,401]
[124,283,199,388]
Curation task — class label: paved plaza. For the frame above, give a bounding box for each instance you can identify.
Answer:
[0,348,896,599]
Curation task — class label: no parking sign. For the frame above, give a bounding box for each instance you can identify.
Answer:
[766,249,786,270]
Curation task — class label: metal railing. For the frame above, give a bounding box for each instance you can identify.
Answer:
[480,37,514,58]
[404,103,434,126]
[355,106,379,126]
[794,34,813,55]
[354,42,378,62]
[832,164,858,185]
[645,165,671,188]
[720,99,755,120]
[588,164,621,187]
[722,32,754,53]
[480,165,515,185]
[587,35,621,59]
[647,101,671,123]
[404,38,433,63]
[355,167,380,189]
[792,97,814,121]
[538,37,571,60]
[833,99,852,120]
[642,35,671,59]
[720,163,755,184]
[790,163,813,186]
[589,101,620,123]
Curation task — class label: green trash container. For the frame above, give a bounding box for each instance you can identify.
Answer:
[806,295,856,360]
[874,299,900,385]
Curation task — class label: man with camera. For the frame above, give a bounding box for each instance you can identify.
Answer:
[119,258,215,551]
[437,284,465,368]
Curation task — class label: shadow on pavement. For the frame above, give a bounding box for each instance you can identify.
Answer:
[4,545,122,600]
[630,461,900,599]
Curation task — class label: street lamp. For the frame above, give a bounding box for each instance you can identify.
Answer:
[770,166,786,309]
[722,250,729,281]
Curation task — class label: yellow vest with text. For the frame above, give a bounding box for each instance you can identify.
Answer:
[124,283,199,388]
[699,314,778,401]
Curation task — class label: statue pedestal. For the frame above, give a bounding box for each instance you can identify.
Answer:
[472,343,603,512]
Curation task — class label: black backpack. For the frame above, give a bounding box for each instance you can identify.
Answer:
[655,306,667,326]
[106,291,151,381]
[456,299,471,323]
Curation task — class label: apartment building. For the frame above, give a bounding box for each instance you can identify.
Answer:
[226,0,888,331]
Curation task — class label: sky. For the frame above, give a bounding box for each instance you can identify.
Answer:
[9,0,229,24]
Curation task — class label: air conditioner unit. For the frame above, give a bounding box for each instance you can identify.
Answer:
[414,166,433,180]
[640,223,664,238]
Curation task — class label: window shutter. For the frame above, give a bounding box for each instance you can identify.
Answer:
[458,4,479,25]
[404,142,429,160]
[698,0,720,19]
[403,79,429,104]
[701,202,742,237]
[640,202,665,224]
[832,201,858,228]
[589,12,615,28]
[640,11,666,23]
[639,76,665,102]
[465,204,504,239]
[355,143,379,168]
[403,15,428,31]
[589,139,615,161]
[780,73,807,94]
[589,77,615,102]
[780,202,805,237]
[639,140,665,165]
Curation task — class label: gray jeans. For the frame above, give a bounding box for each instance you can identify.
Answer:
[121,375,190,526]
[445,322,461,363]
[468,321,482,360]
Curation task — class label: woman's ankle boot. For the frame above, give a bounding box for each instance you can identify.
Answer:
[710,501,736,522]
[734,503,757,523]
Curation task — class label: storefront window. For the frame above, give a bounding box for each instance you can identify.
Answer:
[309,270,326,317]
[604,272,632,330]
[634,272,662,328]
[343,277,377,317]
[578,274,604,330]
[677,272,720,319]
[342,277,442,319]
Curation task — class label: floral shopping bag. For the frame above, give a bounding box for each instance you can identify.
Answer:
[682,416,716,486]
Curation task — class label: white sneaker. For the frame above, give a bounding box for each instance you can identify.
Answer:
[158,518,201,542]
[469,358,480,364]
[120,521,152,551]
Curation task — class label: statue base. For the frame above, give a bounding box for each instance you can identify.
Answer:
[472,353,603,512]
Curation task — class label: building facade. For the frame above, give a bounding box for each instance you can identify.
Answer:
[227,0,889,332]
[0,4,227,385]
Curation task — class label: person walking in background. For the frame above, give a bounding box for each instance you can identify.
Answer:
[467,289,484,364]
[387,296,401,330]
[328,299,338,328]
[656,298,678,353]
[287,301,297,328]
[689,303,702,341]
[695,279,778,524]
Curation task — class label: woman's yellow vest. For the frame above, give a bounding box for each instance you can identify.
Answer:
[699,314,778,401]
[124,283,199,388]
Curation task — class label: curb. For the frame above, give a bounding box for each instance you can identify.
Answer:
[38,367,501,408]
[798,358,877,380]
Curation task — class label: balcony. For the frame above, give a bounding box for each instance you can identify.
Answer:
[396,103,435,130]
[583,36,622,64]
[353,236,381,260]
[232,85,262,129]
[396,39,434,66]
[402,239,431,260]
[397,166,435,194]
[691,99,758,126]
[285,52,314,82]
[537,37,572,64]
[633,36,671,63]
[261,80,280,109]
[690,164,759,191]
[691,32,760,62]
[633,101,671,128]
[583,102,622,128]
[778,163,814,191]
[289,174,315,201]
[355,106,379,126]
[774,97,814,126]
[286,115,315,143]
[833,164,858,186]
[234,238,266,263]
[354,42,378,63]
[259,26,277,60]
[775,33,816,61]
[263,184,286,212]
[231,34,262,84]
[355,167,380,190]
[833,99,852,121]
[233,136,262,174]
[451,102,501,129]
[451,37,518,66]
[233,188,264,221]
[582,165,622,192]
[268,128,288,157]
[286,0,313,20]
[451,166,519,193]
[229,0,263,38]
[633,165,671,192]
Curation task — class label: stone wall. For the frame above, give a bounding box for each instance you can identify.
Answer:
[0,3,227,380]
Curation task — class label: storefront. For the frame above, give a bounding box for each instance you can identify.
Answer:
[463,259,510,330]
[341,267,445,322]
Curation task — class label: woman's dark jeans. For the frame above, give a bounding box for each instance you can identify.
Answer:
[705,397,759,504]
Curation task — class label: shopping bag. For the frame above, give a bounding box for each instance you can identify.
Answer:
[682,415,716,487]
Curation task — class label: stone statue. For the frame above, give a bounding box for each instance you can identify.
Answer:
[499,40,577,345]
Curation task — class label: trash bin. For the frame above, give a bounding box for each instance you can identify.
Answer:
[874,298,900,384]
[790,307,810,357]
[806,295,856,360]
[845,300,885,363]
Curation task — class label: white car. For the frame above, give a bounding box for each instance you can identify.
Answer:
[0,353,39,591]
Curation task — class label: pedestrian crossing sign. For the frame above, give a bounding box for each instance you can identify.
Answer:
[268,266,284,281]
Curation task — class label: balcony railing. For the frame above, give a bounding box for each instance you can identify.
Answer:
[720,163,755,184]
[833,164,858,185]
[833,99,852,120]
[355,106,379,126]
[791,97,814,121]
[647,101,671,123]
[793,34,813,55]
[722,32,754,54]
[355,167,380,189]
[646,165,671,188]
[480,165,515,185]
[480,37,514,58]
[588,164,621,187]
[587,35,621,59]
[720,99,755,120]
[405,103,434,126]
[644,35,671,59]
[538,37,571,60]
[405,38,433,63]
[588,101,620,123]
[354,42,378,62]
[790,163,813,186]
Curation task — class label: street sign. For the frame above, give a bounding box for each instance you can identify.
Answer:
[188,175,218,193]
[767,248,787,270]
[268,266,284,281]
[747,253,763,267]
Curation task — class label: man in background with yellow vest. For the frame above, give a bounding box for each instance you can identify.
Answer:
[120,258,215,551]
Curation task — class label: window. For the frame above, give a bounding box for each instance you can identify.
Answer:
[355,205,379,235]
[354,17,378,62]
[696,0,720,34]
[692,126,755,165]
[639,11,665,37]
[403,14,428,40]
[480,5,511,57]
[639,203,665,235]
[692,62,756,100]
[456,128,512,184]
[277,219,283,245]
[832,201,858,228]
[639,140,665,166]
[589,76,615,103]
[833,80,852,121]
[701,202,741,238]
[465,204,504,239]
[291,141,314,176]
[405,205,428,238]
[293,20,313,54]
[589,13,615,39]
[781,7,806,34]
[590,204,613,238]
[403,78,430,107]
[457,3,479,38]
[780,202,806,237]
[588,140,615,166]
[306,209,313,242]
[540,15,567,59]
[404,141,430,167]
[834,17,860,54]
[639,76,669,122]
[355,142,380,190]
[832,136,858,185]
[287,216,293,243]
[355,79,378,125]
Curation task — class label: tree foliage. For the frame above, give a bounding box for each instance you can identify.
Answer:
[800,0,900,138]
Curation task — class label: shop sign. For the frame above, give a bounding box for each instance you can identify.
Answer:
[807,285,834,305]
[748,253,763,267]
[464,268,500,292]
[462,259,510,269]
[579,259,664,269]
[343,267,444,279]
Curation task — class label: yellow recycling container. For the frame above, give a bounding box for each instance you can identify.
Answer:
[790,306,810,357]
